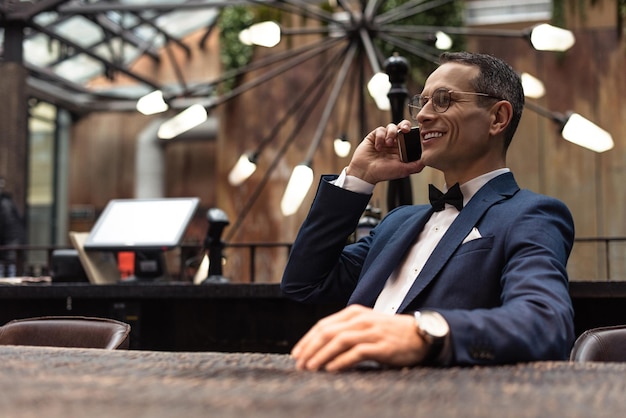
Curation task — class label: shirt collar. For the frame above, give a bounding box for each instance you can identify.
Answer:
[451,168,510,207]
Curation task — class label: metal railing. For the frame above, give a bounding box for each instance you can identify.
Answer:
[0,242,294,283]
[2,237,626,282]
[180,242,292,283]
[569,237,626,282]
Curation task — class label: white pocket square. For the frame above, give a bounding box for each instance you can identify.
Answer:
[462,227,482,244]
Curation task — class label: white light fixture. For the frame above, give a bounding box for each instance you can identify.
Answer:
[136,90,169,115]
[329,11,350,37]
[239,21,281,48]
[193,254,209,285]
[529,23,575,52]
[157,104,208,140]
[333,135,351,157]
[434,31,453,50]
[228,153,257,186]
[521,73,545,99]
[561,113,614,153]
[238,28,253,45]
[367,72,391,111]
[281,164,314,216]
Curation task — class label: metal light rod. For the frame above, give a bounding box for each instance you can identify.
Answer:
[524,101,614,153]
[359,27,383,74]
[225,52,344,239]
[303,42,358,164]
[185,36,342,99]
[377,32,439,64]
[375,0,456,26]
[524,100,566,124]
[385,24,575,52]
[197,38,344,109]
[228,42,350,187]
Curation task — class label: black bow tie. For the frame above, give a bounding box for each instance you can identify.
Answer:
[429,183,464,212]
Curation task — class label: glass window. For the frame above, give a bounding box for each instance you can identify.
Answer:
[465,0,552,25]
[27,101,57,272]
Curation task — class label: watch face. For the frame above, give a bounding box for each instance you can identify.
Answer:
[419,312,449,338]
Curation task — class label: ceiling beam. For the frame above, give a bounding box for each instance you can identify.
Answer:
[28,20,163,91]
[1,0,69,21]
[57,0,256,14]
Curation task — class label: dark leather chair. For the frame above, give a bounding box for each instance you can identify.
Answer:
[570,325,626,362]
[0,316,131,350]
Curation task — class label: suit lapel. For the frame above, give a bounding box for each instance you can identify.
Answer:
[396,173,519,312]
[347,208,432,307]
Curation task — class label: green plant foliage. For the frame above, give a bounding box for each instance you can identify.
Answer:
[217,1,466,90]
[377,0,466,85]
[217,6,255,93]
[554,0,625,27]
[552,0,565,26]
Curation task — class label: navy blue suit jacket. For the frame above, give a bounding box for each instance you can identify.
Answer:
[281,172,575,365]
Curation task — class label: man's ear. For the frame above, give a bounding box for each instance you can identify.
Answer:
[489,101,513,136]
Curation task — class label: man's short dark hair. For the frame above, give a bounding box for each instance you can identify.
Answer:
[438,52,525,149]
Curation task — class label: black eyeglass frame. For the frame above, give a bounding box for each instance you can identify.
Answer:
[408,88,504,119]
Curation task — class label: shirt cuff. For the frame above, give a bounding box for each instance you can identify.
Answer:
[330,168,375,195]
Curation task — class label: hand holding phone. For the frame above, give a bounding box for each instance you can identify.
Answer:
[397,126,422,163]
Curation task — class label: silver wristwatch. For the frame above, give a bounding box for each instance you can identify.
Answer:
[414,310,449,363]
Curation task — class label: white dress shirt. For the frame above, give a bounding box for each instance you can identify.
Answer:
[332,168,510,314]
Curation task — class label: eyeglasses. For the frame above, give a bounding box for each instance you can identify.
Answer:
[408,87,503,119]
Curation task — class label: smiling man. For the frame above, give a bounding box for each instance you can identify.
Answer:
[281,52,575,371]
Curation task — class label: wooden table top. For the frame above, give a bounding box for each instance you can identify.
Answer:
[1,345,625,417]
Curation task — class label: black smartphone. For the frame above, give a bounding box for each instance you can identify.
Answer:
[397,126,422,163]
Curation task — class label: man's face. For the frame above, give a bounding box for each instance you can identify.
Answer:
[415,63,498,181]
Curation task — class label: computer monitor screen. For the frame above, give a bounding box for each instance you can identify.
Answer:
[84,198,200,251]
